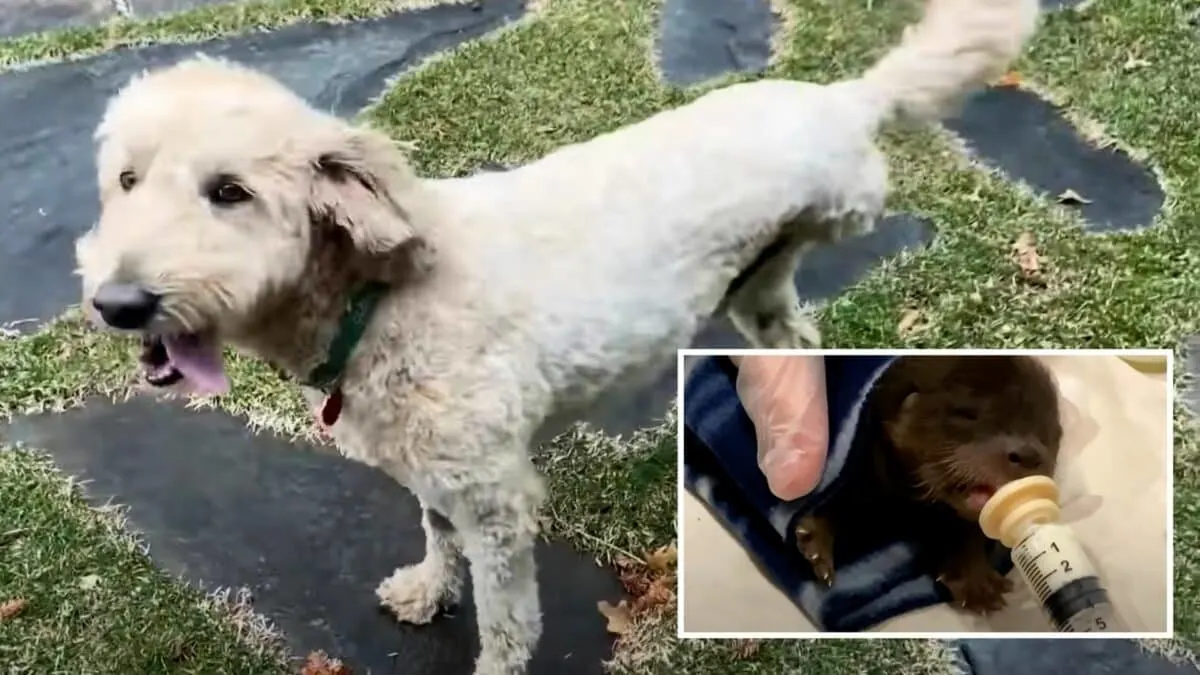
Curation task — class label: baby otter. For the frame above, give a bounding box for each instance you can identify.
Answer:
[796,355,1063,615]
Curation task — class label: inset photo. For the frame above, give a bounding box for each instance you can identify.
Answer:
[678,350,1172,637]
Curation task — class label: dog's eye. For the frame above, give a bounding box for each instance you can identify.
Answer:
[206,178,253,206]
[118,170,137,191]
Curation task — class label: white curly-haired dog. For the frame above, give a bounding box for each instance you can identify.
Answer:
[75,0,1038,671]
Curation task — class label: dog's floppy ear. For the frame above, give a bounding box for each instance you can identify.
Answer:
[308,125,433,280]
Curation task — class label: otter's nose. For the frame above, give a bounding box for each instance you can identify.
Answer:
[1005,445,1045,471]
[92,282,160,330]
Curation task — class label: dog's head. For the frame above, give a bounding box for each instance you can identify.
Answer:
[74,55,431,395]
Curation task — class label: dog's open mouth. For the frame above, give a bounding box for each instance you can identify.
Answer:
[139,332,230,395]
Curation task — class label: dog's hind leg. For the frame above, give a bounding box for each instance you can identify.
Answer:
[726,237,823,349]
[377,501,465,624]
[726,192,882,349]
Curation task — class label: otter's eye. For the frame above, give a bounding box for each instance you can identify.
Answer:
[118,170,138,191]
[206,175,253,206]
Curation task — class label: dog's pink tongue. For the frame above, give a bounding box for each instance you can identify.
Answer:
[163,334,229,395]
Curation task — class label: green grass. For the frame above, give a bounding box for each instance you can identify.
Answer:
[1,0,1198,672]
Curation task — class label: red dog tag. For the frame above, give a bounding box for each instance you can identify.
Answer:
[320,388,344,428]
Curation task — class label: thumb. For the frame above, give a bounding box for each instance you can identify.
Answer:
[735,355,830,500]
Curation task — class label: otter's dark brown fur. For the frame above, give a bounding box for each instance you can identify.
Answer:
[796,355,1063,614]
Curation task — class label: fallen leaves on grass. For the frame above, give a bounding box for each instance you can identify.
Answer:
[0,598,28,621]
[300,651,352,675]
[1056,188,1092,205]
[734,639,761,659]
[644,544,677,574]
[598,600,634,635]
[598,543,679,635]
[897,309,926,337]
[1011,231,1046,285]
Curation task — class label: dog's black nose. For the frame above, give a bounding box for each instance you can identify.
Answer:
[92,282,160,330]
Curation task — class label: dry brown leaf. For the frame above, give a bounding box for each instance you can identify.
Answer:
[0,598,27,621]
[996,71,1022,87]
[618,566,651,598]
[734,639,761,659]
[897,309,923,337]
[1056,188,1092,205]
[1011,231,1045,284]
[604,543,680,630]
[630,574,676,616]
[644,544,677,575]
[597,600,634,635]
[299,651,352,675]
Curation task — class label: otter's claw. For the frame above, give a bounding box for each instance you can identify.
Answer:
[795,514,836,587]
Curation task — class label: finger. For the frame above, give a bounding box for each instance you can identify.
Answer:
[758,389,828,500]
[736,355,830,500]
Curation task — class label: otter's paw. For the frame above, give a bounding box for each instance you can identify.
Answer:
[795,514,836,587]
[939,567,1013,615]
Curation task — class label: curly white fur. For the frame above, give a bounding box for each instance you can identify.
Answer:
[74,0,1039,671]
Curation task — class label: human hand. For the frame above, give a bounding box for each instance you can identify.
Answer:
[733,354,829,501]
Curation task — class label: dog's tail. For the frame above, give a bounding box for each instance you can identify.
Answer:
[850,0,1040,128]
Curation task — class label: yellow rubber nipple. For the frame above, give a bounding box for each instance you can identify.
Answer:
[978,475,1061,548]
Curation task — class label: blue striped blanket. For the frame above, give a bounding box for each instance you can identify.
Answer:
[682,354,1013,632]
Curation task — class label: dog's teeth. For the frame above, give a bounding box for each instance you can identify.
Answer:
[147,367,184,387]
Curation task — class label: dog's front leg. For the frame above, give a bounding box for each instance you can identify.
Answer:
[446,456,546,675]
[377,500,465,623]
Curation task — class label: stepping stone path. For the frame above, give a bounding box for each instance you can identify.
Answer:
[943,86,1164,233]
[657,0,775,86]
[0,0,1180,672]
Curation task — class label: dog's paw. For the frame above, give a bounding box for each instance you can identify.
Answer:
[473,647,533,675]
[376,561,461,624]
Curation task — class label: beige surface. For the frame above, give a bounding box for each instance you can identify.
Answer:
[680,354,1171,635]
